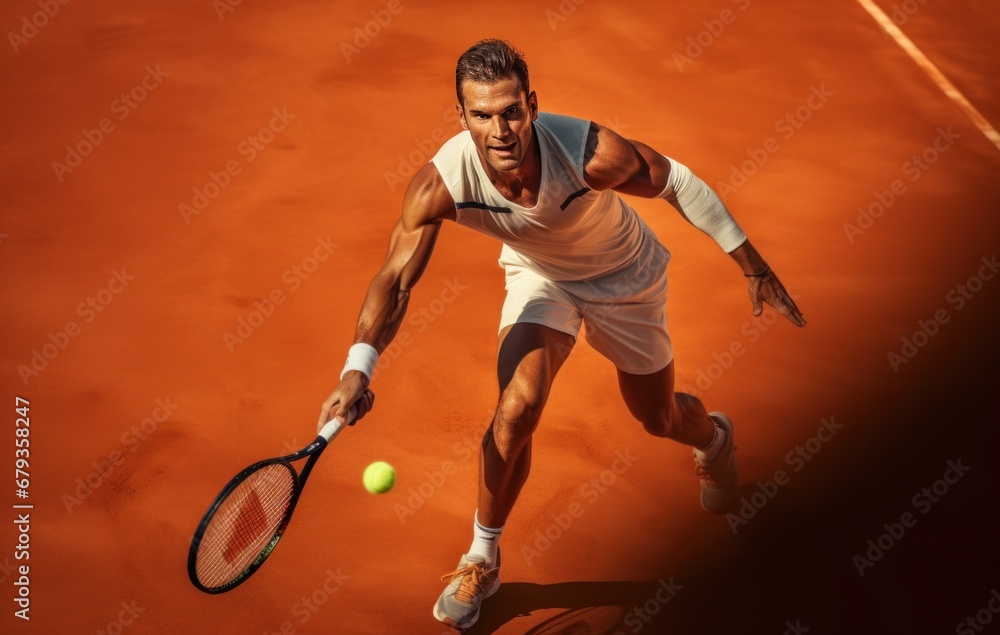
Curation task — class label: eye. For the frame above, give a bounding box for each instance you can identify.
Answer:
[506,106,518,115]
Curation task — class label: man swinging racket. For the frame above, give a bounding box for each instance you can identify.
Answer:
[318,39,806,630]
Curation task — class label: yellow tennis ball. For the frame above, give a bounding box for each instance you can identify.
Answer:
[363,461,395,494]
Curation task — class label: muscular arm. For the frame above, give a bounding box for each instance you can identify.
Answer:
[584,122,747,252]
[318,163,455,426]
[353,165,453,352]
[583,122,805,326]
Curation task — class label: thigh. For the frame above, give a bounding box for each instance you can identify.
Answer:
[497,322,576,400]
[616,360,677,422]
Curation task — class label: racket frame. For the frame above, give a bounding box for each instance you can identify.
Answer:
[188,414,353,594]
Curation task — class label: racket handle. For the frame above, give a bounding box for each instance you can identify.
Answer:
[318,405,358,442]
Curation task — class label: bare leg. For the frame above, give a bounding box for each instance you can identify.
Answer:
[476,323,575,528]
[616,361,715,447]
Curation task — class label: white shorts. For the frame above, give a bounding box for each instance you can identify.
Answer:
[498,232,672,375]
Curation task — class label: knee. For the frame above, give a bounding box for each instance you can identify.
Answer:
[491,389,545,449]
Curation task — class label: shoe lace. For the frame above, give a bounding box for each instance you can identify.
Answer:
[694,460,720,487]
[695,445,736,488]
[441,562,492,603]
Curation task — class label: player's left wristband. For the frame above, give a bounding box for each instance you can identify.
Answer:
[340,343,379,381]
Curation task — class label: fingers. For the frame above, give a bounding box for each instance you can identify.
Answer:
[754,272,807,327]
[318,385,375,432]
[748,277,764,317]
[317,398,337,430]
[352,388,376,424]
[766,274,807,327]
[779,292,807,327]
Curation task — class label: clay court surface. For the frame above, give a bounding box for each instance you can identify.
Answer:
[2,0,999,633]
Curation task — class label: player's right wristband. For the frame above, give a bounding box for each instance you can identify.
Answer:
[340,343,379,381]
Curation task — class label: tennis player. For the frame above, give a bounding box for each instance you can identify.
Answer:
[318,39,805,630]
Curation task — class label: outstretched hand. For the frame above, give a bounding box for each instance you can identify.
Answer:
[748,269,806,327]
[317,372,376,432]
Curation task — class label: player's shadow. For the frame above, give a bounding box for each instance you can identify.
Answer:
[463,579,667,635]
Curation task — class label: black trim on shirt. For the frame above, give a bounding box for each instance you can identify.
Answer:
[456,201,513,214]
[559,188,591,211]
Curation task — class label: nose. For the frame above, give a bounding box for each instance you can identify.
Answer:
[491,116,511,139]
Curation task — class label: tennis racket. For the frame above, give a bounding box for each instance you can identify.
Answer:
[187,407,357,594]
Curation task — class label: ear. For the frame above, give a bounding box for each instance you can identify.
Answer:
[527,91,538,120]
[456,103,469,130]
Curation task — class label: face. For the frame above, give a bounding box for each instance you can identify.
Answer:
[457,75,538,174]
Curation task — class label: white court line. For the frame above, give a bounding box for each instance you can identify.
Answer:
[855,0,1000,153]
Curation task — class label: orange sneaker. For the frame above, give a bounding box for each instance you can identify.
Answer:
[432,549,501,629]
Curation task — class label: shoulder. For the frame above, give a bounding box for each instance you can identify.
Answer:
[402,163,456,227]
[535,112,591,163]
[535,111,590,134]
[429,129,472,190]
[434,128,471,153]
[582,122,643,191]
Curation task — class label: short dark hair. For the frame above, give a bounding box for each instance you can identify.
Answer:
[455,39,530,105]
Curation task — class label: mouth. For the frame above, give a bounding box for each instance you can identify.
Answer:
[489,141,517,158]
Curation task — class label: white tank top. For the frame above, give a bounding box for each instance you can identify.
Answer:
[431,112,652,281]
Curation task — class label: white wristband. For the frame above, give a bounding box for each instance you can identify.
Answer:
[340,343,379,380]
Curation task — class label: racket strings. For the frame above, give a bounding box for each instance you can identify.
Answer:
[194,463,296,588]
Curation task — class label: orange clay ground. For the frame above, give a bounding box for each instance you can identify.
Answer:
[2,1,999,633]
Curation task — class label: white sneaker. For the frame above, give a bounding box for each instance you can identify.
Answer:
[694,412,739,513]
[432,549,501,630]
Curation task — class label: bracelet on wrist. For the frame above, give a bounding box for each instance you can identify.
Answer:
[744,264,771,278]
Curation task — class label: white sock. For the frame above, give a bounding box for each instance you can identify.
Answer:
[694,419,725,462]
[467,511,502,566]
